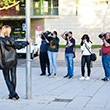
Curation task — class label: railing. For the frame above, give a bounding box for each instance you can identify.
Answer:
[0,7,59,16]
[32,7,59,16]
[0,7,25,16]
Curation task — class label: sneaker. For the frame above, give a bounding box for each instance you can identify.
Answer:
[48,73,52,78]
[85,76,90,80]
[79,76,85,80]
[64,75,69,78]
[53,74,57,78]
[68,76,73,79]
[102,77,110,81]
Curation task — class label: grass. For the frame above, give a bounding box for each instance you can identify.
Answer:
[59,45,102,48]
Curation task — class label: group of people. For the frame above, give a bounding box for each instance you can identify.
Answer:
[39,30,110,83]
[0,25,110,100]
[39,31,93,80]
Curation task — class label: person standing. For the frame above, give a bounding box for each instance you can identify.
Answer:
[39,31,50,76]
[45,31,59,78]
[61,31,75,79]
[1,25,31,99]
[101,32,110,81]
[79,34,92,80]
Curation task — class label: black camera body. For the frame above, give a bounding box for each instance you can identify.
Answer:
[65,33,70,40]
[65,33,69,37]
[98,33,106,39]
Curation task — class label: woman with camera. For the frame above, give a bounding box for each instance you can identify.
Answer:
[79,34,92,80]
[44,31,59,78]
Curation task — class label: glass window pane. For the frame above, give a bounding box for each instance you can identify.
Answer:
[53,0,58,7]
[44,0,51,7]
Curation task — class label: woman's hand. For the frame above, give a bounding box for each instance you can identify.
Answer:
[83,39,86,43]
[28,38,31,43]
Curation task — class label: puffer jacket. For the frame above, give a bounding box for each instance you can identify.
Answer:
[0,36,29,69]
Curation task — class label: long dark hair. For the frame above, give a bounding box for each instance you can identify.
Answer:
[80,34,92,45]
[53,31,58,39]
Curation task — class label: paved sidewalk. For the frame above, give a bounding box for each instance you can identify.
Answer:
[0,48,110,110]
[0,67,110,110]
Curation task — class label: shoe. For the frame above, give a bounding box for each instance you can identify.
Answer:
[102,77,110,81]
[68,76,73,79]
[48,73,52,78]
[64,75,69,78]
[8,96,13,99]
[40,73,45,76]
[13,93,19,100]
[53,73,57,78]
[85,76,90,80]
[79,76,85,80]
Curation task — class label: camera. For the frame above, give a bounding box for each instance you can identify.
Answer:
[65,33,69,37]
[98,33,106,39]
[51,33,53,36]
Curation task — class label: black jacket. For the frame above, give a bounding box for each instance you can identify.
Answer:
[0,36,29,69]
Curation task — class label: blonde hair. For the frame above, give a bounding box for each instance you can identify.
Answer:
[1,25,11,37]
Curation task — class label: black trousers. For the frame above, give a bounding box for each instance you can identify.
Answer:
[81,55,91,77]
[39,52,50,74]
[2,66,17,96]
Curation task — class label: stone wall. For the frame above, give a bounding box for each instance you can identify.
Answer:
[43,0,110,45]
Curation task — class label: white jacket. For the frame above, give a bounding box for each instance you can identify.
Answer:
[81,41,92,55]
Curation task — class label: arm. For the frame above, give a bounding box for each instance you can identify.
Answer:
[61,31,67,39]
[81,43,85,51]
[67,37,75,47]
[4,37,31,49]
[67,37,73,47]
[44,32,52,42]
[104,39,110,47]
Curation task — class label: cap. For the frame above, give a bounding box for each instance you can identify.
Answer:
[81,36,86,40]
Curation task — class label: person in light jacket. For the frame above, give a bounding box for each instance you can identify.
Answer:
[79,34,92,80]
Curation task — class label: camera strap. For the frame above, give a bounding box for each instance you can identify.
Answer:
[85,44,92,54]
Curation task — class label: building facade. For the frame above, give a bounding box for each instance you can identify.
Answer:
[0,0,110,45]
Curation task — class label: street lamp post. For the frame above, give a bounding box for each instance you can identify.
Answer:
[26,0,32,99]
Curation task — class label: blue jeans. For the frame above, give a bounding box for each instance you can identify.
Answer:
[65,53,74,76]
[102,55,110,78]
[48,51,58,74]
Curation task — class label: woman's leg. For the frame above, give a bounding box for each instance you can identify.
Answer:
[86,56,91,77]
[48,51,53,74]
[10,66,16,91]
[53,52,58,74]
[2,69,16,97]
[81,56,86,77]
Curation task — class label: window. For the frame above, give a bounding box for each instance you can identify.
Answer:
[33,0,59,15]
[0,0,25,16]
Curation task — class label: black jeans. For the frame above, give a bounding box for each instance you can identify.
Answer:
[2,66,17,96]
[39,52,50,74]
[81,55,91,77]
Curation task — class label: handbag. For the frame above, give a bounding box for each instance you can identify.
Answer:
[0,39,16,69]
[85,44,97,61]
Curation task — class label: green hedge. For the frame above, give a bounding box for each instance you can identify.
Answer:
[59,45,102,48]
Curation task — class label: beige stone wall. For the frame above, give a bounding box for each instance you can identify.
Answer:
[30,0,110,45]
[43,0,110,45]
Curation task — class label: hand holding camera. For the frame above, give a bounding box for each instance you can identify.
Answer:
[98,33,106,40]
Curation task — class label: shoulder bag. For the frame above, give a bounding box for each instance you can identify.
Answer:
[85,44,97,61]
